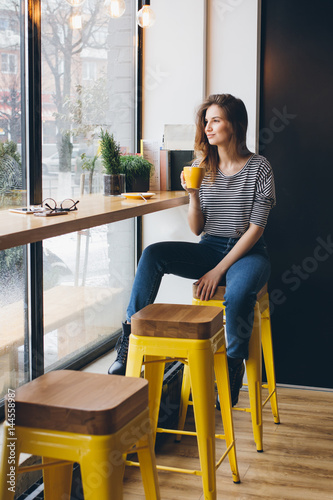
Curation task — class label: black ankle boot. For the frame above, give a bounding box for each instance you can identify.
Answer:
[227,357,245,407]
[108,322,131,376]
[216,357,245,409]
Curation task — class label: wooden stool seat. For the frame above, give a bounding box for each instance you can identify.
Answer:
[132,303,224,339]
[0,370,160,500]
[14,370,148,435]
[192,282,268,305]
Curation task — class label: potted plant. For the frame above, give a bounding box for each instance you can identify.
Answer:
[120,154,154,192]
[99,129,125,196]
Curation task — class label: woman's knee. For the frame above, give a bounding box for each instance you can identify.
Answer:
[139,241,171,271]
[142,242,164,260]
[224,287,256,313]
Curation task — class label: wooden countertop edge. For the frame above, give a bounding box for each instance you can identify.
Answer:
[0,192,189,250]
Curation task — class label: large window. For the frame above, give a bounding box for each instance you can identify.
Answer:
[42,220,135,372]
[0,0,139,415]
[41,0,137,199]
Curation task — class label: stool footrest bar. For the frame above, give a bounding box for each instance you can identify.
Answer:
[215,442,235,469]
[18,460,73,474]
[126,460,202,476]
[157,427,227,441]
[128,452,234,475]
[143,357,187,366]
[262,389,276,407]
[157,427,197,437]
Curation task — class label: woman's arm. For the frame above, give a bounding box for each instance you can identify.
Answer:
[181,171,205,235]
[195,223,264,301]
[187,191,205,235]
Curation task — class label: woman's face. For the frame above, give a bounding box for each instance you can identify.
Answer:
[204,104,232,147]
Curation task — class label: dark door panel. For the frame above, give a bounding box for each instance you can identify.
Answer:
[260,0,333,388]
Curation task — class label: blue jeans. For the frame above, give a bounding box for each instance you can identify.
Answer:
[126,234,271,360]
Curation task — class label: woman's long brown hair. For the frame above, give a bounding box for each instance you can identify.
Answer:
[194,94,251,180]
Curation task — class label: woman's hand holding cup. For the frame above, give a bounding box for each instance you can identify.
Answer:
[180,171,197,195]
[181,166,205,193]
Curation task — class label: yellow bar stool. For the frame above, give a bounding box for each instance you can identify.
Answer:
[188,283,280,452]
[0,370,160,500]
[126,303,240,500]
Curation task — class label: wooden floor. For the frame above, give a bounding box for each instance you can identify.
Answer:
[122,386,333,499]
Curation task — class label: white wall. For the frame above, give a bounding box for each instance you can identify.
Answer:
[142,0,207,142]
[141,206,200,305]
[142,0,259,304]
[207,0,259,151]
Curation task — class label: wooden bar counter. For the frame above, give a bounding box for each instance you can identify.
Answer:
[0,191,189,251]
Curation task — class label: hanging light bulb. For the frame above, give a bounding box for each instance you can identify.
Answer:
[105,0,126,19]
[69,12,82,30]
[65,0,86,7]
[137,0,155,28]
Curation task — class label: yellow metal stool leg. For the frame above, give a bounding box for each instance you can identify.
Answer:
[214,345,240,483]
[136,431,161,500]
[245,302,263,452]
[43,457,73,500]
[80,446,126,500]
[177,341,240,482]
[175,363,191,442]
[260,304,280,424]
[126,337,165,441]
[126,337,145,378]
[188,345,216,500]
[144,355,165,439]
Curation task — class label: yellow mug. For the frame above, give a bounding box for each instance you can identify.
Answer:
[183,166,205,189]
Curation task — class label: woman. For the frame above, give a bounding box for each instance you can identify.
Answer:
[108,94,276,407]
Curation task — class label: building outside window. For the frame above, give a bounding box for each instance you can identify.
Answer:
[82,60,97,81]
[1,53,17,74]
[0,19,10,31]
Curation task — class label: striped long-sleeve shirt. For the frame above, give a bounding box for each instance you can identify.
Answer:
[198,154,276,238]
